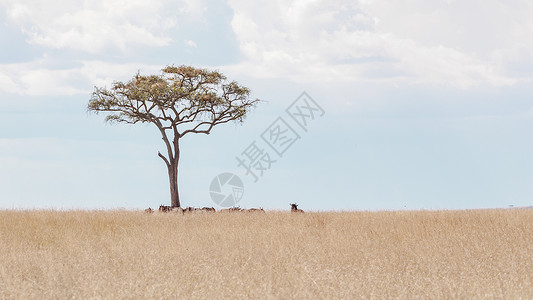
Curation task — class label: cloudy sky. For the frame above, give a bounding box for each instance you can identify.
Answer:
[1,0,533,210]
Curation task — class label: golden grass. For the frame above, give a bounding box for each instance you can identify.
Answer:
[1,209,533,299]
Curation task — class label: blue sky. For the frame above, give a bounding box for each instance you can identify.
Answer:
[1,0,533,210]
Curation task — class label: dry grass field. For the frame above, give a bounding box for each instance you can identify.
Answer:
[1,209,533,299]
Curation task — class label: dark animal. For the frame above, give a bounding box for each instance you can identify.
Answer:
[182,207,196,213]
[145,207,153,213]
[171,207,184,214]
[182,207,216,213]
[290,203,304,213]
[159,205,172,212]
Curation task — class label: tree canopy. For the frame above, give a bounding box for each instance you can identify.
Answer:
[89,65,258,134]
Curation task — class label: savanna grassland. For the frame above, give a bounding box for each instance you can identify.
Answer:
[1,209,533,299]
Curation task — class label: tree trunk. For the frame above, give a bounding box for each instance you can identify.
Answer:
[168,162,180,208]
[158,127,181,208]
[169,137,181,208]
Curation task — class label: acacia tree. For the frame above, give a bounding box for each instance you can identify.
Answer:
[88,65,260,208]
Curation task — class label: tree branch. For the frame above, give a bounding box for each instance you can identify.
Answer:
[153,119,174,162]
[181,117,236,136]
[88,65,261,162]
[158,151,171,168]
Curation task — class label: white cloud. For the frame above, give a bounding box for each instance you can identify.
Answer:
[0,71,19,93]
[181,0,208,17]
[0,58,161,96]
[0,58,86,96]
[0,0,207,53]
[79,60,162,89]
[224,0,533,88]
[2,0,533,96]
[185,40,198,48]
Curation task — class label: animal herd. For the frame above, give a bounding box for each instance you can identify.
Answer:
[144,204,305,214]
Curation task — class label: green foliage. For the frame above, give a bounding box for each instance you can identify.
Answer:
[88,65,259,136]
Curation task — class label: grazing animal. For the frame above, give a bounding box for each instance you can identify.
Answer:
[246,208,265,213]
[145,207,153,213]
[182,207,196,213]
[290,203,304,213]
[182,207,215,213]
[159,205,172,212]
[220,206,242,212]
[171,207,184,214]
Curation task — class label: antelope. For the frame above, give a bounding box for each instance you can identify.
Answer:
[145,207,153,213]
[290,203,304,213]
